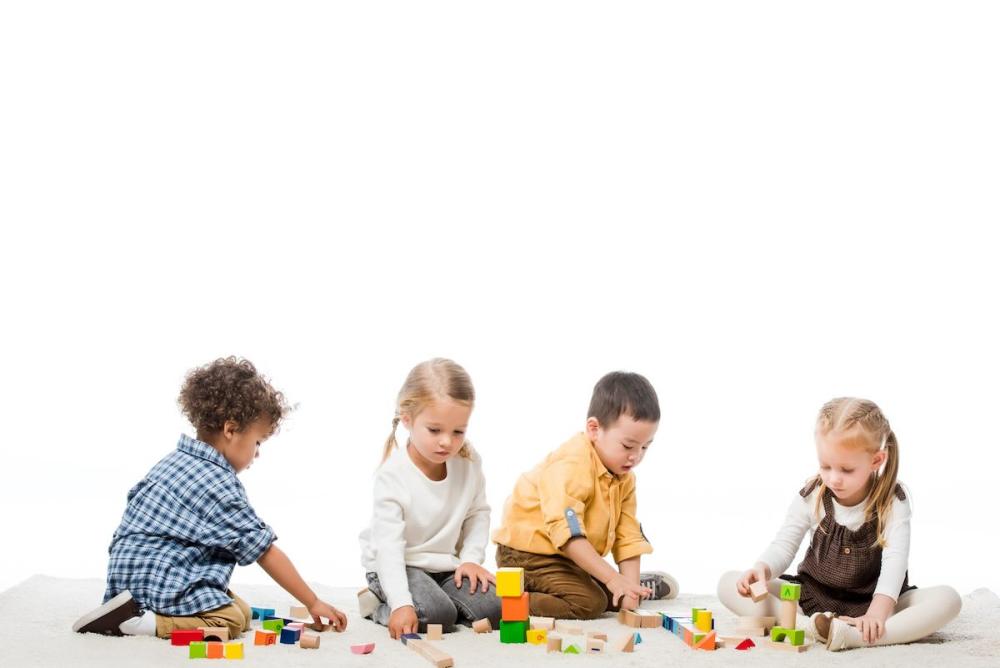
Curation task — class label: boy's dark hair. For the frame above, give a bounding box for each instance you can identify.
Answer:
[587,371,660,427]
[178,357,289,433]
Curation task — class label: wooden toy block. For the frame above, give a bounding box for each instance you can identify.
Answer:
[400,633,422,645]
[261,619,284,633]
[407,638,455,668]
[555,621,583,635]
[526,629,548,645]
[299,633,320,649]
[587,638,606,653]
[199,627,229,642]
[290,605,309,618]
[285,622,305,632]
[617,609,642,627]
[350,642,376,654]
[188,641,207,659]
[615,633,635,653]
[223,642,243,659]
[171,629,205,646]
[547,633,563,653]
[472,618,492,633]
[769,640,810,653]
[638,610,663,628]
[495,568,525,598]
[694,630,717,651]
[251,607,275,620]
[771,626,805,645]
[779,583,802,601]
[717,635,747,649]
[585,631,607,641]
[693,608,713,632]
[499,620,527,643]
[426,623,443,640]
[501,592,530,621]
[307,620,337,632]
[254,630,277,646]
[206,642,224,659]
[779,598,797,629]
[279,626,301,644]
[736,638,756,650]
[749,580,769,602]
[634,632,642,644]
[529,616,555,630]
[563,643,581,654]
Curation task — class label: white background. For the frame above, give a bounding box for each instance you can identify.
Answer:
[2,2,997,601]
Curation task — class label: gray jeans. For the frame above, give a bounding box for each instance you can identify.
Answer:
[366,568,502,633]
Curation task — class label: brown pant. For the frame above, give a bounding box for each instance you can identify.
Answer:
[154,590,252,640]
[496,545,618,620]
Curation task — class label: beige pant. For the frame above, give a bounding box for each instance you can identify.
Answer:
[154,590,253,640]
[717,570,962,648]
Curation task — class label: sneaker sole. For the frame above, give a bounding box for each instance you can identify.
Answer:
[72,590,138,635]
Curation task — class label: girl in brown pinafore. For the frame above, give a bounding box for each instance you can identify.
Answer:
[717,398,961,651]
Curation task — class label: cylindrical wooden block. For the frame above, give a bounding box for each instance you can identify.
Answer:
[779,598,796,629]
[300,633,320,649]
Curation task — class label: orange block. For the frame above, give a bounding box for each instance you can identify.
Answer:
[206,642,224,658]
[255,629,277,645]
[501,592,529,621]
[695,630,717,651]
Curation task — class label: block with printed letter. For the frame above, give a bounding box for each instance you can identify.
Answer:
[526,628,547,645]
[779,582,802,601]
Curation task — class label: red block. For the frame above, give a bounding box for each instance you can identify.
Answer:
[170,629,205,646]
[736,638,756,651]
[501,593,529,621]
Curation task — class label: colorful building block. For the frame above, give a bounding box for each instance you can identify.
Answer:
[693,608,713,632]
[350,642,376,654]
[779,583,802,601]
[171,629,204,646]
[499,620,527,644]
[563,643,581,654]
[280,626,301,644]
[205,642,223,659]
[400,633,422,645]
[736,638,756,650]
[223,642,243,659]
[262,619,284,633]
[526,629,548,645]
[496,568,525,597]
[634,632,642,644]
[694,630,717,651]
[771,626,805,645]
[254,629,277,646]
[251,607,275,620]
[501,592,529,621]
[188,641,207,659]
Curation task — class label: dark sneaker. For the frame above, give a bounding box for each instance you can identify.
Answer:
[72,591,141,636]
[639,571,678,600]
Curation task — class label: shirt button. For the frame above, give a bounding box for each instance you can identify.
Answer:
[843,547,852,555]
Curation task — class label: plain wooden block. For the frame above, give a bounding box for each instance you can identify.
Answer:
[586,638,606,653]
[638,611,663,628]
[299,633,320,649]
[769,640,810,653]
[586,631,608,641]
[749,580,769,603]
[500,592,529,621]
[779,599,797,629]
[408,638,455,668]
[616,633,635,653]
[199,626,229,642]
[350,642,376,654]
[617,609,642,627]
[223,642,243,659]
[290,605,309,618]
[426,624,443,640]
[547,633,563,653]
[554,621,583,635]
[472,618,492,633]
[496,568,525,598]
[529,616,555,630]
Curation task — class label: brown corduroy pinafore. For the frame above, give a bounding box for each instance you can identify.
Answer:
[783,480,916,617]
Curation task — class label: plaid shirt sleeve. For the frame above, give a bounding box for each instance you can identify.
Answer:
[198,494,276,566]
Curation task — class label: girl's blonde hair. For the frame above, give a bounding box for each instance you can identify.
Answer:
[811,397,900,548]
[381,358,475,465]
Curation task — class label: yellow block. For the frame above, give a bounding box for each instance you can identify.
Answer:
[694,609,713,632]
[496,568,524,598]
[223,642,244,659]
[526,629,548,645]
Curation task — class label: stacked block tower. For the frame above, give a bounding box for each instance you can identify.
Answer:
[496,567,529,644]
[769,583,807,652]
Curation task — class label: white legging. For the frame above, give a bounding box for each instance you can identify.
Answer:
[717,570,962,649]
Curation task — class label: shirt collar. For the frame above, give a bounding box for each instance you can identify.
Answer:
[576,432,615,480]
[177,433,236,474]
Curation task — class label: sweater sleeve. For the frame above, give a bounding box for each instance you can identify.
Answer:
[371,472,413,611]
[456,457,492,564]
[756,492,815,578]
[873,494,912,601]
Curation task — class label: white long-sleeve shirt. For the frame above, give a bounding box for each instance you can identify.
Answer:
[359,445,492,612]
[756,485,912,601]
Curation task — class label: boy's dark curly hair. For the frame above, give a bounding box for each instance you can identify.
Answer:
[178,357,289,434]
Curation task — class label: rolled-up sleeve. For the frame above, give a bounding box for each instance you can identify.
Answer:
[200,496,277,566]
[612,478,653,563]
[538,459,593,550]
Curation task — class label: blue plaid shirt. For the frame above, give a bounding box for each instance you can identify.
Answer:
[103,434,277,615]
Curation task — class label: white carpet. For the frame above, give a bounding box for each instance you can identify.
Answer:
[2,575,997,667]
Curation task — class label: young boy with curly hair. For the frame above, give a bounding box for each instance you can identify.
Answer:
[72,357,346,639]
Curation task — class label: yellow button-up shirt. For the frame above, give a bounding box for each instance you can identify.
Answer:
[492,432,653,563]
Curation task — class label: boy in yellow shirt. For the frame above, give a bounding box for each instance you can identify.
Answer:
[492,371,678,619]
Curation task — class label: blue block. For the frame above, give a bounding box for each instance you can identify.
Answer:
[280,627,301,644]
[634,632,642,644]
[401,633,421,646]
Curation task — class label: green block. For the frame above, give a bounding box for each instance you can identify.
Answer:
[563,643,581,654]
[499,620,527,644]
[691,607,704,619]
[692,633,705,645]
[779,583,801,601]
[771,626,788,642]
[787,629,805,646]
[189,641,207,658]
[262,619,285,633]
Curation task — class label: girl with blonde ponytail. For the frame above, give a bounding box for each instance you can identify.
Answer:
[359,359,500,640]
[717,398,961,651]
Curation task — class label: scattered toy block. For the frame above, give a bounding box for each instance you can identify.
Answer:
[188,641,208,659]
[529,616,555,630]
[563,643,581,654]
[262,619,284,633]
[205,642,224,659]
[496,568,525,598]
[736,638,756,650]
[285,622,305,632]
[199,627,229,643]
[749,580,769,603]
[615,633,635,653]
[778,599,797,629]
[501,592,529,621]
[290,605,309,618]
[279,626,301,644]
[254,629,277,646]
[587,638,606,653]
[499,620,527,644]
[526,629,548,645]
[779,583,802,601]
[634,632,642,644]
[585,631,607,641]
[771,627,805,645]
[300,633,320,649]
[472,618,492,634]
[694,630,717,651]
[350,642,376,654]
[638,611,663,628]
[618,609,642,628]
[769,640,810,653]
[426,623,443,640]
[547,633,563,653]
[223,642,243,659]
[400,633,422,645]
[693,608,713,632]
[171,629,204,646]
[555,621,583,635]
[408,638,455,668]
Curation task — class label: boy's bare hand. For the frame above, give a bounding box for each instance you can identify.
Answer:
[606,574,652,607]
[309,599,347,632]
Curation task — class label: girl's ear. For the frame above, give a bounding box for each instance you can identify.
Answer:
[871,449,887,473]
[400,414,412,429]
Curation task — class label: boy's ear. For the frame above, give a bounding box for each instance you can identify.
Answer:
[585,416,601,439]
[222,420,240,440]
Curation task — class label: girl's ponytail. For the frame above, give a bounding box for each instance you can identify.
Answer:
[866,429,900,548]
[381,415,401,465]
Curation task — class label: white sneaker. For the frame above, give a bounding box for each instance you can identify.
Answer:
[119,610,157,636]
[825,617,854,652]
